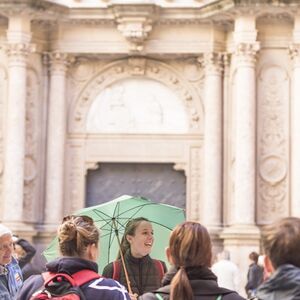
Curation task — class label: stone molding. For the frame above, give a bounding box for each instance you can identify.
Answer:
[69,58,203,134]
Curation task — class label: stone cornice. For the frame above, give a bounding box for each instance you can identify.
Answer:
[1,0,299,26]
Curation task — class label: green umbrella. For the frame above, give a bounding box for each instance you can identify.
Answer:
[43,195,185,275]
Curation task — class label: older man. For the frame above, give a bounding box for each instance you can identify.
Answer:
[0,224,23,299]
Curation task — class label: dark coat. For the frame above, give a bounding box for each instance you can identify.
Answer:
[102,250,167,296]
[245,263,264,294]
[139,266,245,300]
[16,257,130,300]
[256,264,300,300]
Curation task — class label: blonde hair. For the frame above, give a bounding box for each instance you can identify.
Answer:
[58,215,99,257]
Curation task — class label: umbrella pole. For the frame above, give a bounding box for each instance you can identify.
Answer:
[112,218,133,295]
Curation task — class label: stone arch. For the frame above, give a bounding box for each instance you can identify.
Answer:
[68,57,203,134]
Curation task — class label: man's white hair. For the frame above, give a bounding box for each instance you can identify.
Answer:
[0,224,12,238]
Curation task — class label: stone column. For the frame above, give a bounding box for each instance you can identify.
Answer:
[202,52,223,232]
[2,16,33,228]
[232,42,260,227]
[289,44,300,216]
[221,42,260,297]
[44,52,69,229]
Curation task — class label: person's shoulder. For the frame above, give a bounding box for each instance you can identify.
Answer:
[85,277,130,299]
[102,261,115,277]
[90,276,126,289]
[223,291,246,300]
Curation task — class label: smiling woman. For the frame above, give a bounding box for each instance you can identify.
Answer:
[102,217,167,300]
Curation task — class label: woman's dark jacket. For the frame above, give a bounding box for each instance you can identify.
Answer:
[139,266,245,300]
[245,263,263,293]
[16,257,130,300]
[102,250,167,296]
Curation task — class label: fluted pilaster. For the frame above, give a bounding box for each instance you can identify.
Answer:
[233,42,260,225]
[44,52,70,228]
[2,43,34,225]
[202,52,223,231]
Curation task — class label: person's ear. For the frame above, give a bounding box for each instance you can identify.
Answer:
[264,255,274,273]
[165,247,174,265]
[87,243,98,262]
[126,234,133,244]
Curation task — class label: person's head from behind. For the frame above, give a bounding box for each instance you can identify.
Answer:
[218,249,230,261]
[0,224,13,265]
[262,217,300,273]
[249,251,259,264]
[119,217,153,258]
[166,221,212,300]
[58,215,99,262]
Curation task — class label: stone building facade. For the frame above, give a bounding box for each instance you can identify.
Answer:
[0,0,299,292]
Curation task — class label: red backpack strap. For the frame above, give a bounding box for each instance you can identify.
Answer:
[154,259,165,281]
[112,260,121,281]
[41,270,100,287]
[72,269,100,286]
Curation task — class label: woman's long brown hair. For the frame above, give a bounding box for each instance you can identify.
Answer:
[169,221,212,300]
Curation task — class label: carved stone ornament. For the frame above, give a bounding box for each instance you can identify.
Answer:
[235,42,260,66]
[289,44,300,67]
[5,43,36,62]
[69,58,203,134]
[113,5,156,53]
[259,155,287,186]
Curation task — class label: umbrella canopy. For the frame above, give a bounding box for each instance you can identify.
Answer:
[43,195,185,274]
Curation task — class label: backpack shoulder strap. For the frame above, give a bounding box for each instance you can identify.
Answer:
[72,269,101,286]
[112,260,121,281]
[153,259,164,280]
[41,270,100,287]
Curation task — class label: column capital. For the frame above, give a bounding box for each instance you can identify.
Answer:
[234,42,260,67]
[47,52,75,74]
[198,52,224,75]
[289,44,300,67]
[5,43,35,65]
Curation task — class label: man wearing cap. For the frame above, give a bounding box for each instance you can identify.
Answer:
[0,224,23,299]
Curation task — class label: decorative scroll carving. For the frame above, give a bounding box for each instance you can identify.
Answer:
[69,58,203,134]
[257,64,289,221]
[183,58,204,82]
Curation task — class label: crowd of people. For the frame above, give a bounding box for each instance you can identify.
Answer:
[0,216,299,299]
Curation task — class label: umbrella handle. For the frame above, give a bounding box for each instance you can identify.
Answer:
[112,219,133,295]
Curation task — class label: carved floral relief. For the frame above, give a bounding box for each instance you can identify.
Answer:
[257,63,289,223]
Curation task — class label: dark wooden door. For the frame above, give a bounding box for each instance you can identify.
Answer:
[86,163,186,209]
